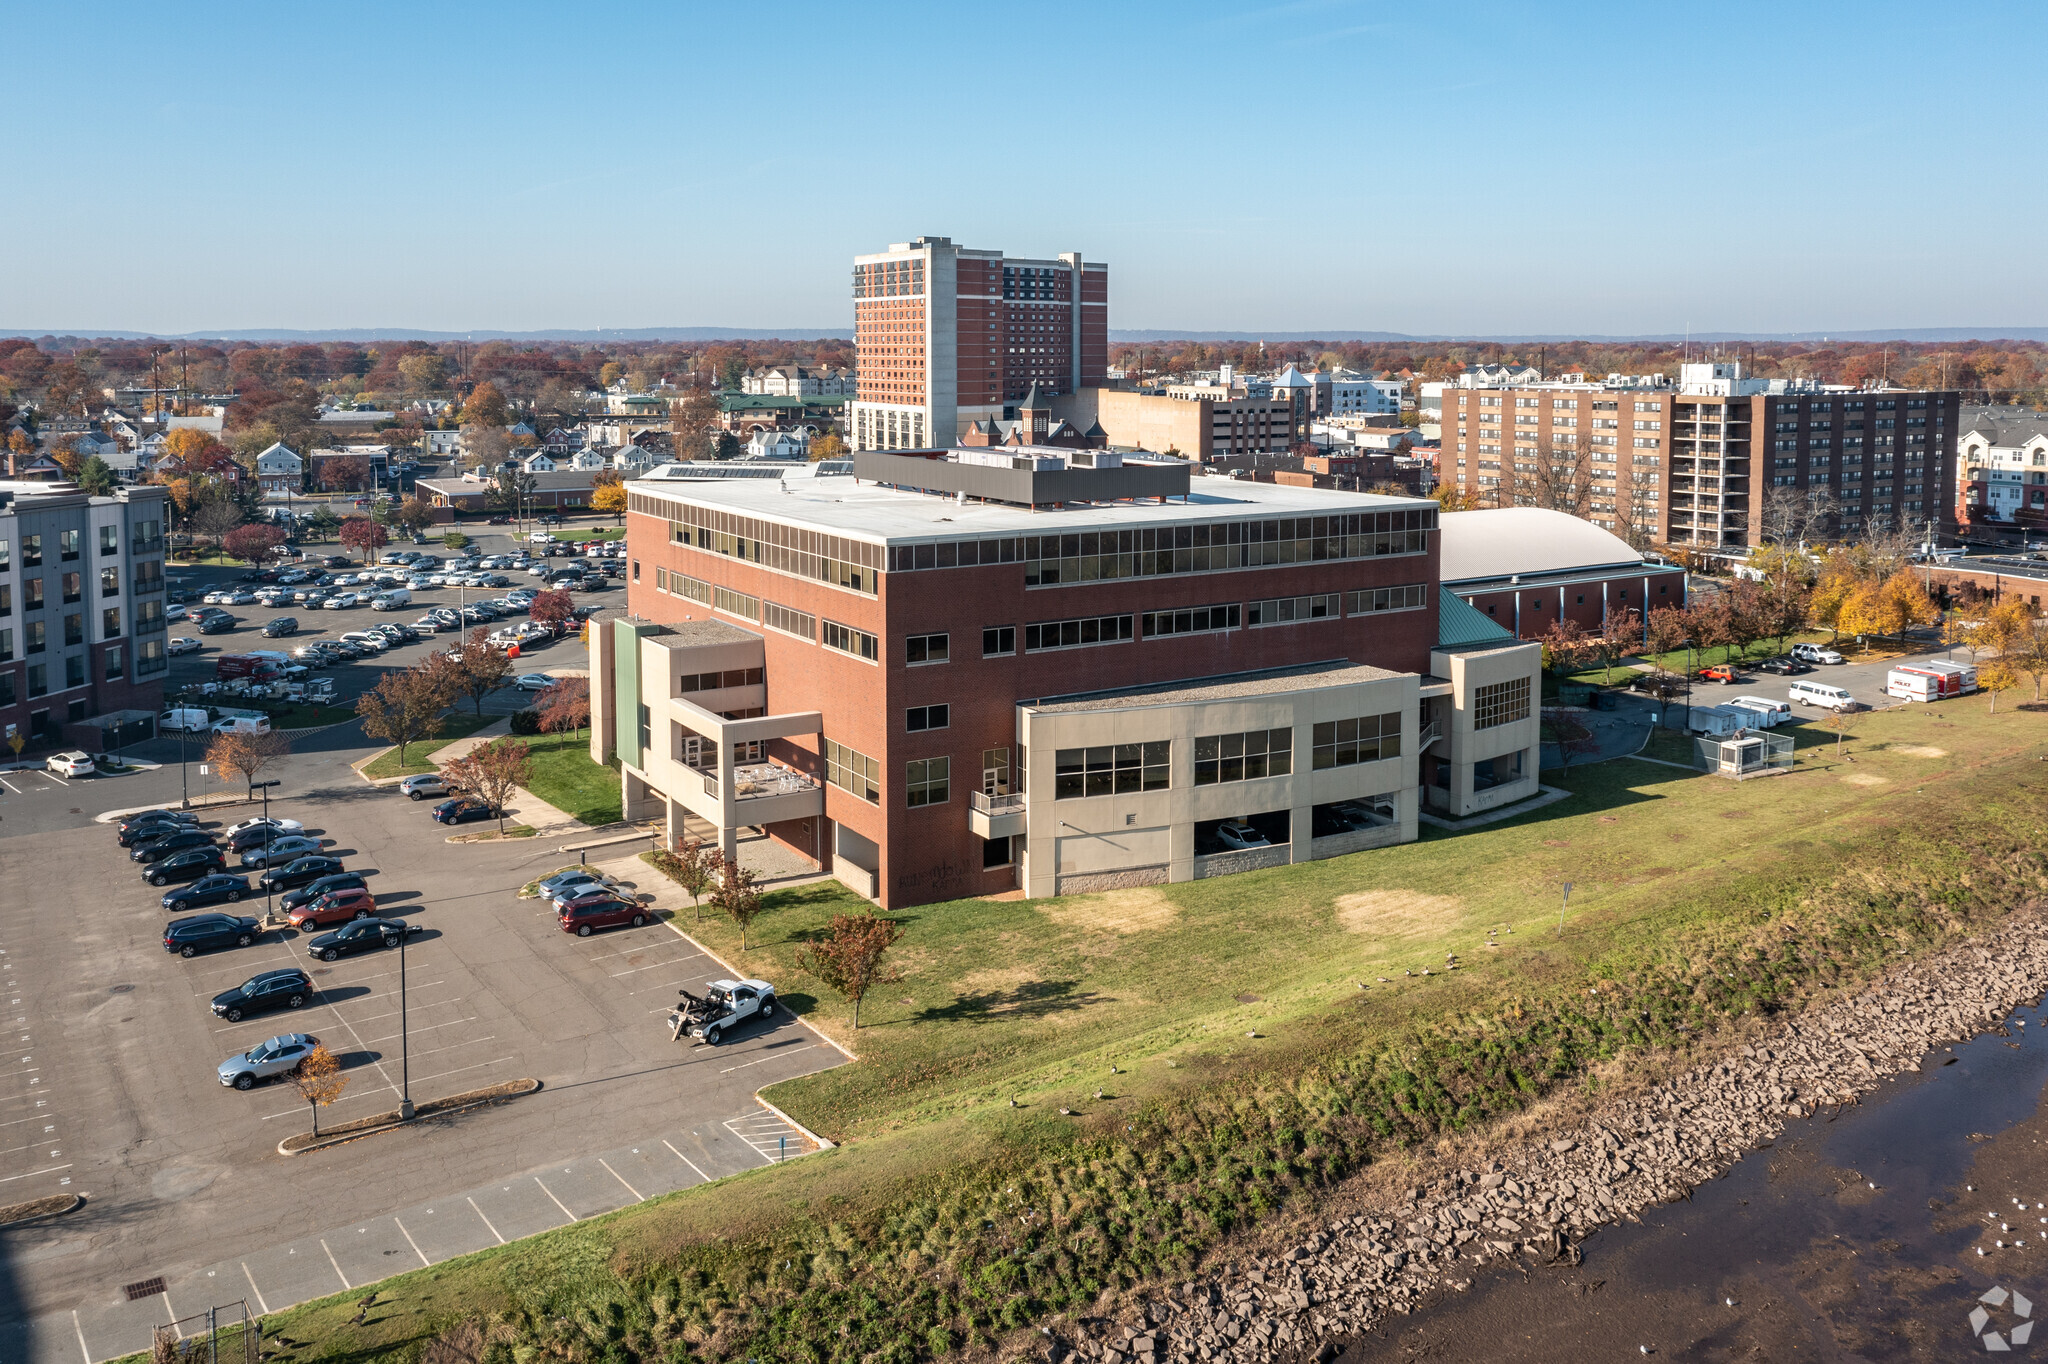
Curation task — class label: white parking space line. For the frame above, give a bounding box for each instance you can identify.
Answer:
[241,1262,271,1315]
[394,1217,431,1267]
[533,1176,577,1222]
[467,1196,505,1245]
[72,1309,88,1364]
[663,1139,711,1183]
[321,1238,351,1289]
[0,1163,70,1184]
[607,955,699,978]
[628,977,710,998]
[0,778,20,795]
[361,1016,478,1045]
[598,1159,644,1202]
[718,1044,819,1075]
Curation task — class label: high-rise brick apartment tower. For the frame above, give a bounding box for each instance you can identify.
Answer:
[847,236,1108,452]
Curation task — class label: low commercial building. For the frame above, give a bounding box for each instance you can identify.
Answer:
[415,470,604,519]
[1437,507,1686,639]
[590,450,1543,910]
[0,481,170,750]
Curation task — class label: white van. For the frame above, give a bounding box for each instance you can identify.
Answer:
[371,588,412,611]
[158,706,211,732]
[1788,680,1856,711]
[1724,695,1791,726]
[210,715,274,736]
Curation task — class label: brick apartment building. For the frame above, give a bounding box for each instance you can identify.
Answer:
[1445,362,1958,548]
[1051,386,1299,461]
[591,451,1544,911]
[847,236,1108,452]
[0,481,171,751]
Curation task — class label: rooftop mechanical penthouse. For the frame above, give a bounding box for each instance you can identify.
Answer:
[593,450,1542,910]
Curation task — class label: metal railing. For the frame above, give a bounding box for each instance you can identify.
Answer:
[131,536,163,555]
[136,614,166,634]
[970,789,1025,815]
[733,763,819,800]
[132,572,165,593]
[1417,720,1443,749]
[135,653,167,675]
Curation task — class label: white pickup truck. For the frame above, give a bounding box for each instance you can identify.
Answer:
[668,979,777,1045]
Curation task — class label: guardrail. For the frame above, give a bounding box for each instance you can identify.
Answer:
[969,789,1025,815]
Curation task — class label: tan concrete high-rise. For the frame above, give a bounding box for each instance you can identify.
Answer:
[847,236,1107,451]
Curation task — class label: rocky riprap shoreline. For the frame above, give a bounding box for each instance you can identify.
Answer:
[1046,914,2048,1364]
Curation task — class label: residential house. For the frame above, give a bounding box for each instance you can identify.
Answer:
[521,451,557,473]
[253,442,304,494]
[744,428,809,460]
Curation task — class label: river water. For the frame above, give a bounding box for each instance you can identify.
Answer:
[1331,996,2048,1362]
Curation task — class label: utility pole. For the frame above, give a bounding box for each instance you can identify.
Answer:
[398,927,413,1119]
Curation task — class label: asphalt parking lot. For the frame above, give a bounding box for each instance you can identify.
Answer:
[1655,643,1966,716]
[0,761,842,1363]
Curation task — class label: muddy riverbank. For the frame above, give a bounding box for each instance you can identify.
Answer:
[1047,909,2048,1364]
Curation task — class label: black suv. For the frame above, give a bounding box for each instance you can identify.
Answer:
[211,968,313,1021]
[278,871,368,915]
[118,813,198,847]
[162,913,264,957]
[306,918,419,961]
[261,616,299,637]
[161,872,253,911]
[258,855,345,891]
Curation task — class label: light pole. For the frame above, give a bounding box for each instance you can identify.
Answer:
[177,721,190,810]
[250,778,281,925]
[398,927,413,1119]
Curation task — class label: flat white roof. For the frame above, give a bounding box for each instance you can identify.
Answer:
[629,463,1432,547]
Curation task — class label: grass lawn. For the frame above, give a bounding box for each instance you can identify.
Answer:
[508,731,621,825]
[241,697,2048,1363]
[551,526,625,541]
[358,710,502,779]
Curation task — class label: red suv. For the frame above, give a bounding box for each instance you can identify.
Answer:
[559,897,648,937]
[288,886,378,930]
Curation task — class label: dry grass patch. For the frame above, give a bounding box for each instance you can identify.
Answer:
[1842,772,1890,786]
[1334,889,1466,937]
[1883,743,1949,758]
[1039,886,1180,934]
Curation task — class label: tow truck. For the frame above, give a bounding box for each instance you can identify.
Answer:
[668,978,778,1045]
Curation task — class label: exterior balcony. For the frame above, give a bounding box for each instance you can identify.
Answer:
[968,789,1026,840]
[699,761,824,828]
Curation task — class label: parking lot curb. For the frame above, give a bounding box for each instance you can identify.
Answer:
[0,1193,83,1227]
[94,793,248,823]
[277,1078,543,1156]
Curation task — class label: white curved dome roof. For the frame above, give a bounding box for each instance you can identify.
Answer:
[1438,508,1647,584]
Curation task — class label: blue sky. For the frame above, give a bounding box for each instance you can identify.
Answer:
[3,0,2043,336]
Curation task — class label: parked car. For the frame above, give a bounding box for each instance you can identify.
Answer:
[261,617,300,637]
[197,615,237,634]
[163,911,264,957]
[224,815,305,839]
[399,773,448,800]
[559,898,648,936]
[279,871,368,915]
[167,636,202,655]
[118,813,198,846]
[164,602,190,621]
[143,846,228,885]
[162,872,255,911]
[237,835,323,869]
[45,751,94,777]
[1791,642,1846,665]
[258,854,346,891]
[216,1032,321,1090]
[323,592,360,610]
[538,868,613,897]
[210,968,312,1022]
[285,886,378,929]
[1696,664,1741,684]
[1755,656,1812,676]
[211,716,272,736]
[133,827,219,863]
[1214,820,1270,850]
[432,797,497,825]
[514,672,555,691]
[306,917,420,961]
[668,978,776,1046]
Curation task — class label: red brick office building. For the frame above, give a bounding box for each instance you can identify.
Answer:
[847,236,1108,453]
[593,451,1546,910]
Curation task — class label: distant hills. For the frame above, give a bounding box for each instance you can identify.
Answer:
[4,325,2046,345]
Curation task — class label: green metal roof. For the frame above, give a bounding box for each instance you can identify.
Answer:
[1436,585,1514,649]
[717,393,849,412]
